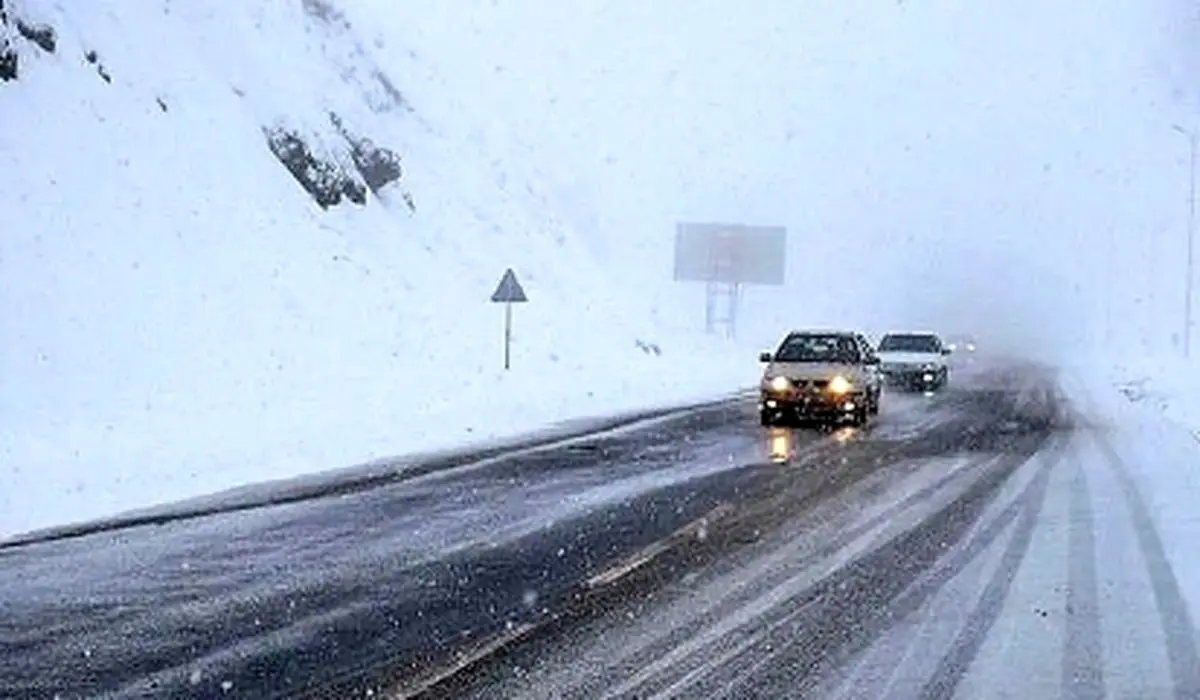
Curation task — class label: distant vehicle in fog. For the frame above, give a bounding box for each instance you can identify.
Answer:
[757,330,882,427]
[876,331,951,391]
[945,333,978,354]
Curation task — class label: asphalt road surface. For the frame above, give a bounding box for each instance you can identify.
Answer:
[3,359,1192,699]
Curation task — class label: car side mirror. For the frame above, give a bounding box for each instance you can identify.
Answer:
[941,348,952,355]
[759,351,773,363]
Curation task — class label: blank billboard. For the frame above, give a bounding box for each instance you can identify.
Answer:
[673,222,787,285]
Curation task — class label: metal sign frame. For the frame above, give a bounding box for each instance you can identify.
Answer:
[673,222,787,338]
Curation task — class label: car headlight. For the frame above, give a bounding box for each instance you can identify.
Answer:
[767,376,791,392]
[828,375,852,394]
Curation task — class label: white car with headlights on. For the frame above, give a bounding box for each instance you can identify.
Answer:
[875,331,951,391]
[757,330,882,427]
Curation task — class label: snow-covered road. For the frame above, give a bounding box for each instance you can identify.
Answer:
[441,362,1200,700]
[2,359,1198,700]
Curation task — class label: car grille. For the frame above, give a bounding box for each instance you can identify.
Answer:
[789,378,830,391]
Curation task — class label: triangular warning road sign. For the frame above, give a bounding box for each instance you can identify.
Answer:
[490,267,528,303]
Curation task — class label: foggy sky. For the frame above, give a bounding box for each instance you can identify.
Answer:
[387,0,1198,357]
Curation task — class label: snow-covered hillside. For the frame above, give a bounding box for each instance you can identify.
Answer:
[0,0,750,536]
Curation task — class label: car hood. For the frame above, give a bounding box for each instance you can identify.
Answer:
[763,361,864,381]
[877,351,944,366]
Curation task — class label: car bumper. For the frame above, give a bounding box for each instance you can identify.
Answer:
[759,391,863,418]
[882,369,945,390]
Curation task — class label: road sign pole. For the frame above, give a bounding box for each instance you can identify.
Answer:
[504,301,513,370]
[704,287,710,334]
[490,267,528,370]
[725,283,738,338]
[1171,125,1196,358]
[1186,133,1196,358]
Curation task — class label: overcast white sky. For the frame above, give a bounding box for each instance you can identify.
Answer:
[379,0,1198,355]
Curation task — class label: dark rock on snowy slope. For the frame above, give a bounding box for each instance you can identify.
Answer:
[0,45,15,82]
[265,127,368,209]
[83,49,112,83]
[1,1,18,81]
[330,112,403,195]
[0,2,57,82]
[16,19,54,53]
[265,113,408,210]
[348,137,402,194]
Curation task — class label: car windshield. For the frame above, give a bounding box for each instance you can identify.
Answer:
[878,334,942,353]
[774,334,860,363]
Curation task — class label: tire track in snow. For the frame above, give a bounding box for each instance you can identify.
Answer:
[1092,432,1200,699]
[411,436,932,700]
[692,430,1064,699]
[598,455,992,700]
[1061,453,1105,700]
[914,440,1055,700]
[819,431,1070,700]
[585,398,1032,698]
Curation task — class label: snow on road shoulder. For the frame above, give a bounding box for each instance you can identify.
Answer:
[0,355,754,541]
[1060,363,1200,678]
[1104,358,1200,440]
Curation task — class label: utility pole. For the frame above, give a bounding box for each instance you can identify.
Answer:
[1172,124,1196,359]
[1104,224,1116,349]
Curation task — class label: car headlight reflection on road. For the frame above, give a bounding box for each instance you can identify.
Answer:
[768,376,791,392]
[828,375,852,394]
[767,428,792,463]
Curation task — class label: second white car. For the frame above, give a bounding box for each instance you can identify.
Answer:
[876,331,951,392]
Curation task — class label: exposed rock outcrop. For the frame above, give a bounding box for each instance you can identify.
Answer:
[265,127,367,209]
